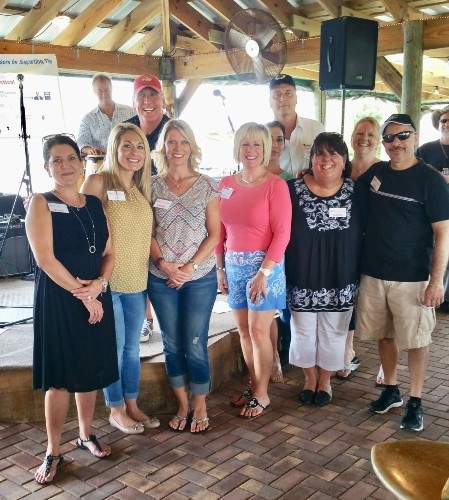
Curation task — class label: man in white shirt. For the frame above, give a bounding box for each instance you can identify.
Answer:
[269,74,324,177]
[77,74,134,156]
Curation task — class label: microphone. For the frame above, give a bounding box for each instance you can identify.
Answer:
[213,89,225,101]
[17,73,24,90]
[212,89,234,133]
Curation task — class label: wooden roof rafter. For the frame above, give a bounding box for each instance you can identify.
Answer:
[169,0,218,50]
[53,0,123,47]
[92,0,160,52]
[126,26,163,55]
[5,0,70,42]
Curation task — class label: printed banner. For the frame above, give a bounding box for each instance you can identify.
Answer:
[0,54,65,193]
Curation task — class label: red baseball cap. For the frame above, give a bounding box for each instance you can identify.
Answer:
[133,74,162,98]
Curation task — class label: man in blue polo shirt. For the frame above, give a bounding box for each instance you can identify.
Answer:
[356,113,449,432]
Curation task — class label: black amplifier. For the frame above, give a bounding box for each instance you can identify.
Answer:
[0,218,31,277]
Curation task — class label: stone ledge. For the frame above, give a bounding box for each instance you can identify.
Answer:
[0,330,242,423]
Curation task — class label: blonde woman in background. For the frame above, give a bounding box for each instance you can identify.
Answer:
[82,122,159,433]
[337,117,381,382]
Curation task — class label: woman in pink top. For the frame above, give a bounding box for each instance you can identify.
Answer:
[216,122,292,418]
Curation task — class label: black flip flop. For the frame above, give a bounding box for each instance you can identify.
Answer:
[239,397,270,419]
[76,434,110,458]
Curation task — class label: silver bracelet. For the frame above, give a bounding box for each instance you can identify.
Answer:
[216,266,226,272]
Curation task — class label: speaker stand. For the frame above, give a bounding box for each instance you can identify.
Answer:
[340,86,346,136]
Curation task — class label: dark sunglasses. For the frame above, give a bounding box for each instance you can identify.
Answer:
[440,118,449,124]
[382,130,415,143]
[42,133,75,144]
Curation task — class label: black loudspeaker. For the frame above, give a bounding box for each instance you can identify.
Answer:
[319,17,378,91]
[0,194,31,277]
[0,221,31,277]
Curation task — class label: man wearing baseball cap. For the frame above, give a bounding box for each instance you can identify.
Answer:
[356,113,449,432]
[269,74,324,177]
[127,75,170,343]
[126,74,170,175]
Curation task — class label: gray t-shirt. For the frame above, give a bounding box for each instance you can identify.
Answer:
[149,174,219,280]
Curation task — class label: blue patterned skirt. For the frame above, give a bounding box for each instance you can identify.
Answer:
[225,250,286,311]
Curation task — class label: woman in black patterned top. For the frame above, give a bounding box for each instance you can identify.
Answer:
[285,133,362,406]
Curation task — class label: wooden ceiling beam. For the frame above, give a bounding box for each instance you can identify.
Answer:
[126,26,163,55]
[169,0,217,50]
[200,0,240,23]
[53,0,122,47]
[379,0,423,22]
[5,0,69,41]
[291,14,321,36]
[93,0,160,52]
[257,0,295,28]
[161,0,171,54]
[376,56,402,97]
[315,0,342,18]
[177,78,203,115]
[176,35,218,53]
[0,39,159,76]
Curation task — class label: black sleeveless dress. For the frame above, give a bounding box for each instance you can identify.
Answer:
[33,193,118,392]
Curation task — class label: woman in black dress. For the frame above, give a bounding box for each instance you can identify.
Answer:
[26,135,118,485]
[285,133,362,407]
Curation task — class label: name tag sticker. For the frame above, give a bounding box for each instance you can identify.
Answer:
[48,203,69,213]
[220,187,233,199]
[370,176,381,191]
[107,190,126,201]
[329,207,347,218]
[154,198,172,209]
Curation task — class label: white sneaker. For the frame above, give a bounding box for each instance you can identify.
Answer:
[140,319,153,343]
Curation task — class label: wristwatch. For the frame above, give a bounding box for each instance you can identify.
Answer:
[258,267,272,277]
[189,260,199,271]
[97,276,108,293]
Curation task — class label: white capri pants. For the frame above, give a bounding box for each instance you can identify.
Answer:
[289,308,353,371]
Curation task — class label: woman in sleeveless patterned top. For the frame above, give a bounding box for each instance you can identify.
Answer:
[148,119,220,434]
[26,135,118,485]
[82,123,158,434]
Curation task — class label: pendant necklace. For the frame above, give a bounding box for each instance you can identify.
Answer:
[53,190,96,254]
[70,206,96,254]
[241,171,266,184]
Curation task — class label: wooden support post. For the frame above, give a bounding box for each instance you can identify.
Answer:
[401,20,423,132]
[312,82,326,126]
[161,0,176,118]
[176,79,203,116]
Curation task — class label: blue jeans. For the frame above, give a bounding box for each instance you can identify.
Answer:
[103,291,146,407]
[148,268,217,395]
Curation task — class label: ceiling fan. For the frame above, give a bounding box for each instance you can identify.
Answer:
[224,8,287,84]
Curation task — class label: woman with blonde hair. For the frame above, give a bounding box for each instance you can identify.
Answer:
[217,122,291,418]
[148,119,220,433]
[82,122,159,433]
[337,116,381,381]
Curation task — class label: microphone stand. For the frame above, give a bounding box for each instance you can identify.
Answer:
[213,89,235,133]
[0,74,34,281]
[213,89,238,172]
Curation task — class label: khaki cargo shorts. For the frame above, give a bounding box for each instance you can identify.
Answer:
[356,275,436,350]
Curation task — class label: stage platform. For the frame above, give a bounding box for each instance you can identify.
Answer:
[0,277,242,422]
